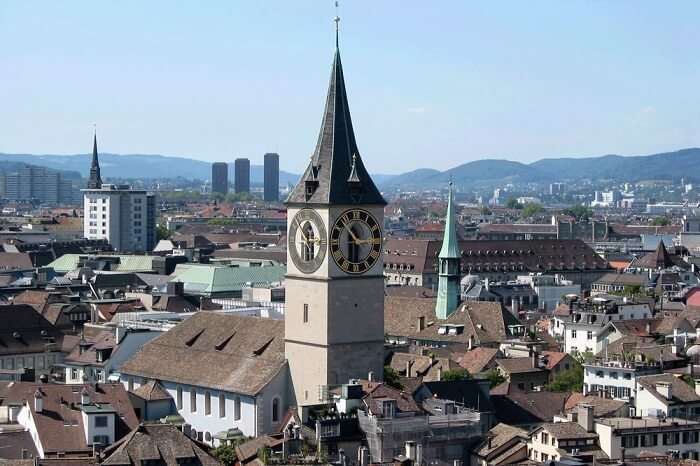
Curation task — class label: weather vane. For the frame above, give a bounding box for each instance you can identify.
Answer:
[334,1,340,46]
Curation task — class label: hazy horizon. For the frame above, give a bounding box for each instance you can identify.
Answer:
[2,1,699,173]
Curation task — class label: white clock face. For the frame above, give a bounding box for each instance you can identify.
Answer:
[288,209,327,274]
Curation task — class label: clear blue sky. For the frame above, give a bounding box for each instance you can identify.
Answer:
[1,1,699,174]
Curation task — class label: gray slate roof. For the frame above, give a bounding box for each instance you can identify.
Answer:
[286,46,385,206]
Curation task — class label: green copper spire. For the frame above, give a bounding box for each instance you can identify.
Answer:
[439,182,460,259]
[435,182,461,320]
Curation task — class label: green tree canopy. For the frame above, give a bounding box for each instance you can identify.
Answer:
[383,366,402,389]
[505,198,522,209]
[546,363,583,392]
[484,368,506,388]
[562,204,592,221]
[441,368,471,381]
[520,202,545,218]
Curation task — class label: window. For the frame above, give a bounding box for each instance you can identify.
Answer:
[272,398,279,423]
[93,435,109,445]
[190,390,197,412]
[587,331,593,340]
[205,391,211,415]
[176,386,183,409]
[234,397,241,421]
[542,433,549,444]
[71,368,79,380]
[219,394,226,418]
[571,330,577,338]
[663,432,680,445]
[128,377,134,391]
[303,304,309,323]
[95,416,108,428]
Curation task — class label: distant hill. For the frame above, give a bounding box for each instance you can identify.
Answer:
[0,153,300,185]
[381,148,700,190]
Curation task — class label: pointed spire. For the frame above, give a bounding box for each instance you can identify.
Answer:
[88,127,102,189]
[286,12,385,206]
[439,182,460,259]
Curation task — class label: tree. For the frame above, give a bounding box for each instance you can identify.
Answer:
[383,366,402,389]
[546,364,583,392]
[520,202,544,218]
[484,368,506,388]
[621,284,643,297]
[212,445,238,466]
[651,217,671,226]
[505,198,522,209]
[156,224,171,241]
[441,368,471,381]
[480,206,492,215]
[562,204,592,221]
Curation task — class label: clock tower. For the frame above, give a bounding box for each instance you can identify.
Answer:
[285,25,386,408]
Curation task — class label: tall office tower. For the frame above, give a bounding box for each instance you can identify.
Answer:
[263,153,280,202]
[82,133,156,252]
[234,158,250,193]
[211,162,229,194]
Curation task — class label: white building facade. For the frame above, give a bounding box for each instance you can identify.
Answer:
[83,184,156,252]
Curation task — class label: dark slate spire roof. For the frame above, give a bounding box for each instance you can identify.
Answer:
[87,132,102,189]
[286,43,385,206]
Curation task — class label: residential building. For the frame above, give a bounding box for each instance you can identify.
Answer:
[83,184,157,252]
[583,358,660,402]
[527,406,600,463]
[635,373,700,418]
[263,153,279,202]
[0,167,79,205]
[0,305,73,381]
[60,328,160,384]
[595,416,700,460]
[473,423,528,466]
[211,162,229,195]
[0,382,138,458]
[234,158,250,193]
[496,355,550,391]
[101,423,222,466]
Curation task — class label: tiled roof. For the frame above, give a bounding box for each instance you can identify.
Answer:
[496,358,547,375]
[361,382,419,415]
[490,387,570,425]
[454,347,500,374]
[384,239,611,275]
[64,331,115,366]
[0,382,137,455]
[637,374,700,406]
[0,252,33,271]
[534,422,598,439]
[130,380,172,402]
[564,395,627,417]
[385,296,519,345]
[540,351,570,370]
[0,305,67,357]
[593,273,648,286]
[120,312,286,396]
[102,424,221,466]
[475,423,528,458]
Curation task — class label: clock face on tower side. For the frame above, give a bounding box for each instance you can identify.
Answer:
[330,208,382,274]
[288,209,327,274]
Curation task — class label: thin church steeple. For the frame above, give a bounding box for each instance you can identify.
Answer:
[286,8,385,206]
[87,129,102,189]
[436,182,462,319]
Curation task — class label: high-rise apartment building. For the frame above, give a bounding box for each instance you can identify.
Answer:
[0,167,79,205]
[211,162,229,195]
[234,158,250,193]
[263,153,279,202]
[82,133,156,252]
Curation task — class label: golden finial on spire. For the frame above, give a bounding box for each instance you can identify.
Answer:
[334,1,340,47]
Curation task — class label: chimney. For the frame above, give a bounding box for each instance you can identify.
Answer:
[468,335,474,350]
[487,436,493,449]
[406,360,413,377]
[437,366,443,382]
[34,389,43,414]
[417,316,425,332]
[656,381,672,400]
[645,322,651,335]
[80,387,91,405]
[416,444,423,466]
[368,371,374,383]
[405,441,416,461]
[578,403,594,433]
[532,350,539,369]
